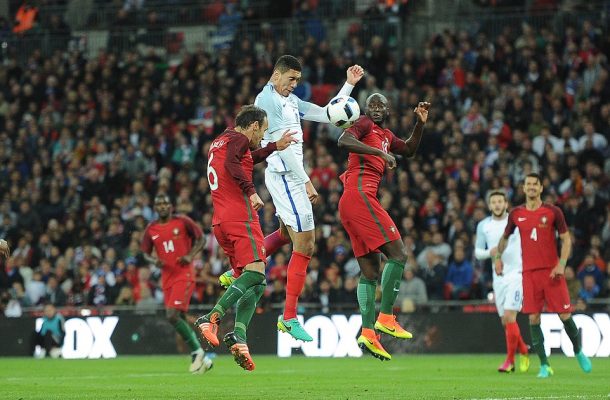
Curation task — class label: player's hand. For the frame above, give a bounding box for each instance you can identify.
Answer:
[494,258,504,276]
[305,181,319,204]
[0,239,10,259]
[250,193,264,211]
[550,264,565,279]
[178,255,193,265]
[382,153,397,169]
[275,130,298,151]
[346,65,365,85]
[152,258,163,268]
[414,102,431,124]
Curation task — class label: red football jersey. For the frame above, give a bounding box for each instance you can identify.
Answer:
[341,116,405,194]
[141,215,203,287]
[208,130,259,225]
[503,204,568,271]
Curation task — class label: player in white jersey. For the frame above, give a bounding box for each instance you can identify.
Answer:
[255,55,363,341]
[475,191,530,373]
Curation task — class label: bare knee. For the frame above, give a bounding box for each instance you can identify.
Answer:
[292,231,315,256]
[529,313,541,325]
[166,309,180,325]
[361,269,379,281]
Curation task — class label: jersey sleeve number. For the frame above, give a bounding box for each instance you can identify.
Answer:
[207,152,219,191]
[163,240,175,253]
[530,228,538,241]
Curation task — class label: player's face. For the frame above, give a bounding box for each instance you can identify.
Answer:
[250,118,268,148]
[488,195,507,217]
[523,177,543,199]
[274,69,301,97]
[365,96,389,123]
[154,198,171,219]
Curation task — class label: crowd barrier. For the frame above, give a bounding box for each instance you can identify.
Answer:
[2,312,608,359]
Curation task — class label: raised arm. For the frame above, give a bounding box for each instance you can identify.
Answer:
[389,102,430,158]
[299,65,365,123]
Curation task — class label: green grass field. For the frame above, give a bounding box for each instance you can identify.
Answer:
[2,355,609,400]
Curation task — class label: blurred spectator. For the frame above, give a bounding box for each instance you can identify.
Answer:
[0,6,608,313]
[397,267,428,308]
[579,275,601,303]
[444,247,474,300]
[32,304,64,358]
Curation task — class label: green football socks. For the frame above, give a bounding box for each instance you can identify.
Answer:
[207,270,266,319]
[358,276,377,330]
[562,317,582,354]
[530,324,549,366]
[234,283,266,340]
[380,259,405,314]
[174,318,201,352]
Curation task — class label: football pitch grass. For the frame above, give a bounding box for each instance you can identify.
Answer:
[2,355,609,400]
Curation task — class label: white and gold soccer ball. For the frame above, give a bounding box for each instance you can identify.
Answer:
[326,95,360,129]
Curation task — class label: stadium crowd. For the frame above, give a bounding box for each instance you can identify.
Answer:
[1,1,609,318]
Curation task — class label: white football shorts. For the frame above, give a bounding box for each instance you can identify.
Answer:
[265,169,315,232]
[493,272,523,317]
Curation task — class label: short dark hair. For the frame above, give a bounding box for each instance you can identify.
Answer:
[235,105,267,129]
[523,173,542,184]
[273,55,302,73]
[488,190,506,202]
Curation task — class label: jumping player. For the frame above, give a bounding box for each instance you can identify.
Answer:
[337,93,429,360]
[221,55,364,342]
[195,105,295,371]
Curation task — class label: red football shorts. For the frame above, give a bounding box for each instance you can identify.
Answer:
[213,221,266,273]
[164,279,194,312]
[522,269,572,314]
[338,189,401,258]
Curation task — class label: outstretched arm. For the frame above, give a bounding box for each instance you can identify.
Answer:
[251,130,297,164]
[299,65,365,123]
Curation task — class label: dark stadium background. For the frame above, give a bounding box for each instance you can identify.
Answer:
[0,0,609,359]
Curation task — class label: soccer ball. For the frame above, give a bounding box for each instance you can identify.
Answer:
[326,95,360,129]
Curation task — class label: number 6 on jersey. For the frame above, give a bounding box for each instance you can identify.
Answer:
[207,152,219,191]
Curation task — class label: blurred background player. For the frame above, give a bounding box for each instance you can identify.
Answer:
[221,55,364,342]
[0,238,10,259]
[496,173,592,378]
[337,93,429,360]
[33,304,65,358]
[475,191,530,373]
[196,105,296,371]
[141,194,212,374]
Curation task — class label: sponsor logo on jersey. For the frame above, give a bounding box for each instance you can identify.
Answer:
[152,234,160,240]
[173,228,180,236]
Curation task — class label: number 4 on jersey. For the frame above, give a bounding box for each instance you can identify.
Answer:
[163,240,175,253]
[530,227,537,241]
